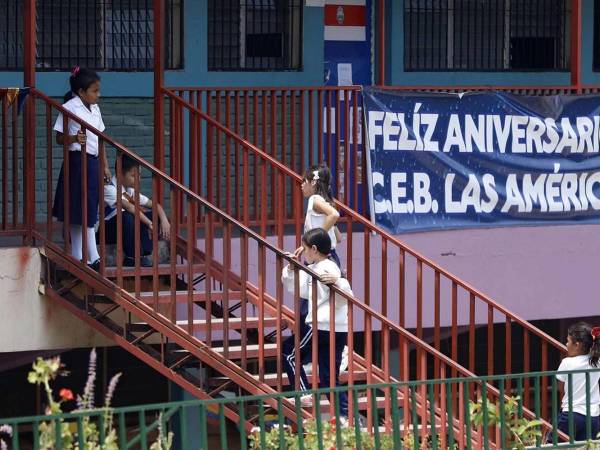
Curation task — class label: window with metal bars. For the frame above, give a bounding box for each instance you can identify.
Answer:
[404,0,571,71]
[0,0,182,71]
[207,0,303,71]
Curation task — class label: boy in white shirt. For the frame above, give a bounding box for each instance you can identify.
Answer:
[103,155,170,267]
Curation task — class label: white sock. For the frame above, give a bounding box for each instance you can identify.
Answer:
[86,227,100,263]
[70,225,100,264]
[70,225,83,261]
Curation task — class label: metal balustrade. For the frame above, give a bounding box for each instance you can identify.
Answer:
[1,369,597,449]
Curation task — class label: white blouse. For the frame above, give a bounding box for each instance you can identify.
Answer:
[53,96,105,157]
[304,194,337,249]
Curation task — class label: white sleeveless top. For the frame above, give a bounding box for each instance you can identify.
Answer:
[304,194,337,249]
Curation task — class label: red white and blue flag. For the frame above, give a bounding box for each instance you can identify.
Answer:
[324,0,367,42]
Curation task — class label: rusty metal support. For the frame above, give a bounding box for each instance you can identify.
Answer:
[154,0,165,190]
[24,0,36,242]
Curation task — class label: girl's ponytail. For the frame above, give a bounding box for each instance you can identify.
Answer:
[63,90,74,104]
[63,66,100,104]
[568,322,600,367]
[591,327,600,367]
[304,162,333,204]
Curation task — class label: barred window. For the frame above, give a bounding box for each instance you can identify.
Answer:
[0,0,183,71]
[404,0,571,71]
[208,0,303,71]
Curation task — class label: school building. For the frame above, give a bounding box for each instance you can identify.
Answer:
[0,0,598,446]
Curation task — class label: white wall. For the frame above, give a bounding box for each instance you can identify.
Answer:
[0,247,113,352]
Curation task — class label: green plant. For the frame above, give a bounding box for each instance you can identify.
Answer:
[470,396,543,450]
[0,349,175,450]
[0,424,13,450]
[248,417,428,450]
[9,349,124,450]
[150,413,174,450]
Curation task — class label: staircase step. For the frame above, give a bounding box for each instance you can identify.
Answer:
[103,263,205,278]
[137,290,244,304]
[130,317,279,333]
[210,370,368,387]
[214,344,279,359]
[175,317,279,331]
[175,343,279,360]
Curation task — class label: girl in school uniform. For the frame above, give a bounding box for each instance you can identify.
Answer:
[281,228,351,417]
[301,163,342,267]
[52,67,111,269]
[300,164,349,371]
[550,322,600,442]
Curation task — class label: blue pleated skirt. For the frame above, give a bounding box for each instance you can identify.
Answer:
[52,151,99,226]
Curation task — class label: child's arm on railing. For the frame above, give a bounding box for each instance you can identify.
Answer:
[56,130,86,145]
[144,199,170,240]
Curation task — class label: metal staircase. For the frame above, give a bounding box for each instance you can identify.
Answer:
[0,86,569,446]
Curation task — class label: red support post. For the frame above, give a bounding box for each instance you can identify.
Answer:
[154,0,165,190]
[570,0,582,92]
[24,0,36,241]
[378,0,386,86]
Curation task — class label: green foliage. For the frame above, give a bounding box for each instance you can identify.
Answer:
[247,418,441,450]
[150,413,174,450]
[0,349,167,450]
[469,396,542,450]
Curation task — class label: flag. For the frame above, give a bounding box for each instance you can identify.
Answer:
[324,0,366,41]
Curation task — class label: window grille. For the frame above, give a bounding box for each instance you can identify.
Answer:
[0,0,183,71]
[208,0,303,71]
[404,0,570,71]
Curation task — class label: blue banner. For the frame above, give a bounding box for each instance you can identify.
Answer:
[363,87,600,233]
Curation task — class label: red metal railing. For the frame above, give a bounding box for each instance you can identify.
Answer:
[18,89,469,435]
[0,88,26,236]
[165,86,568,416]
[166,86,368,217]
[0,85,568,444]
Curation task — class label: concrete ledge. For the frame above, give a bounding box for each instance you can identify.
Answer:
[0,247,113,352]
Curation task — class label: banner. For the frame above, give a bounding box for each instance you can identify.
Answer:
[363,87,600,233]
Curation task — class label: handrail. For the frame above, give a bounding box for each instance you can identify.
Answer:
[32,88,484,431]
[158,90,490,380]
[32,87,548,439]
[2,367,597,423]
[374,84,600,92]
[162,86,566,353]
[3,369,594,448]
[32,89,295,260]
[167,85,364,92]
[161,86,572,438]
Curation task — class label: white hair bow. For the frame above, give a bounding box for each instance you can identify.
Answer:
[312,170,320,181]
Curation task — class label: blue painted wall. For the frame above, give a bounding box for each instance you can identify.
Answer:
[2,1,599,94]
[0,1,325,97]
[387,0,599,87]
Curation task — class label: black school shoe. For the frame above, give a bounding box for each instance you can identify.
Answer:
[123,256,153,267]
[88,259,101,272]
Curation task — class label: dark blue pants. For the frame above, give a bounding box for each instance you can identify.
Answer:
[282,325,348,417]
[549,412,600,442]
[105,211,153,258]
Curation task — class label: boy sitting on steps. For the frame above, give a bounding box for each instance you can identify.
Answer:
[103,155,170,267]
